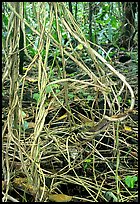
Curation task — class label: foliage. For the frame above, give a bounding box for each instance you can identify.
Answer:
[69,2,122,46]
[125,176,138,189]
[83,158,92,171]
[105,191,118,202]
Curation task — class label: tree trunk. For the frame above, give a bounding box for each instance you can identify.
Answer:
[89,2,93,42]
[121,2,138,49]
[69,2,73,15]
[75,2,77,21]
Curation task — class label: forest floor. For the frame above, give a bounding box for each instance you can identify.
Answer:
[2,50,138,202]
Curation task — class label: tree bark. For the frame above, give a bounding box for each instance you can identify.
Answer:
[121,2,138,49]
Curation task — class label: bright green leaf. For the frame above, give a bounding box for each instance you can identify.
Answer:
[124,69,128,73]
[117,96,122,103]
[125,176,138,188]
[56,89,60,93]
[33,93,40,102]
[127,99,131,105]
[52,84,59,88]
[84,159,92,163]
[110,16,117,28]
[52,32,58,42]
[120,47,126,51]
[77,44,83,50]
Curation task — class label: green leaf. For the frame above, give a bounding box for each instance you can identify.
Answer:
[29,47,37,57]
[46,84,60,94]
[68,93,74,99]
[56,89,60,93]
[84,163,88,171]
[108,22,112,42]
[124,69,128,73]
[52,84,59,88]
[104,18,110,24]
[22,111,26,118]
[49,69,54,77]
[25,26,32,34]
[105,191,118,202]
[46,86,52,94]
[41,49,46,58]
[84,159,92,163]
[33,93,40,102]
[52,32,58,42]
[76,44,83,50]
[120,47,126,51]
[117,96,122,103]
[127,99,131,105]
[2,14,8,26]
[23,121,28,130]
[110,16,117,28]
[125,176,138,188]
[87,95,93,101]
[81,92,88,97]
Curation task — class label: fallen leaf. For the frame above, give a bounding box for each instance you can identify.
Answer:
[25,76,38,83]
[28,122,36,128]
[2,180,7,191]
[75,110,93,124]
[124,125,132,132]
[130,151,138,157]
[55,113,67,122]
[48,194,72,202]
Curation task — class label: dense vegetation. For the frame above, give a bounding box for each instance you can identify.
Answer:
[2,2,138,202]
